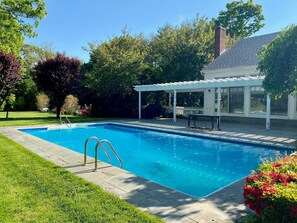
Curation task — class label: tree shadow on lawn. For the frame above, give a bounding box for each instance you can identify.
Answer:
[0,116,108,123]
[0,117,58,121]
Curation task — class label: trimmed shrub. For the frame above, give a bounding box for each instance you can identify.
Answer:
[243,154,297,222]
[63,95,79,115]
[36,93,49,112]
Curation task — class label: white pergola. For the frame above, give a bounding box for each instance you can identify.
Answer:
[134,75,272,130]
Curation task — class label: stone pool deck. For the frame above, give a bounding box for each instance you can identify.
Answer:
[0,119,296,223]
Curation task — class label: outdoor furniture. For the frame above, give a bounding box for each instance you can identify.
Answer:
[188,114,221,130]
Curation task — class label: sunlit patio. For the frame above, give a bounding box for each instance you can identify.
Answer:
[125,118,297,149]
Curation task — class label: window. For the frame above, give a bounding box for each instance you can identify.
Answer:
[220,88,229,113]
[229,87,244,114]
[215,87,243,114]
[271,94,288,116]
[250,86,266,115]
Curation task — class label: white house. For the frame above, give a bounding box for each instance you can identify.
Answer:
[134,26,295,129]
[203,26,295,120]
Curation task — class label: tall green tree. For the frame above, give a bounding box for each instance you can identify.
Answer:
[149,16,215,83]
[85,33,147,95]
[14,44,55,110]
[0,0,47,56]
[258,25,297,98]
[21,43,55,74]
[83,32,148,117]
[146,16,215,106]
[216,0,264,38]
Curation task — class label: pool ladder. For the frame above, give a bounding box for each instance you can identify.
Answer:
[60,110,71,128]
[83,136,123,171]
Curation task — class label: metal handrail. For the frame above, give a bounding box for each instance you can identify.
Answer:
[100,139,123,169]
[83,136,123,171]
[83,136,111,170]
[60,110,72,128]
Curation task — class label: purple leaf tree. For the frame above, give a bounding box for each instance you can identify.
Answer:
[0,52,22,109]
[34,54,81,118]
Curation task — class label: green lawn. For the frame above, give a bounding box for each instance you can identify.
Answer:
[0,111,113,127]
[0,134,162,222]
[0,111,160,222]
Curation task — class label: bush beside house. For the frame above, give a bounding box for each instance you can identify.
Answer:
[243,154,297,222]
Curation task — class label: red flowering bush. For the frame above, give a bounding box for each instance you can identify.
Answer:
[77,109,91,116]
[243,154,297,222]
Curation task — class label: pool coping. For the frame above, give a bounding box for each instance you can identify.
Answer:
[105,122,296,150]
[1,121,277,222]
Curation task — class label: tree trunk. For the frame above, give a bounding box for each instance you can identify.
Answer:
[5,100,10,120]
[6,107,9,120]
[56,107,61,118]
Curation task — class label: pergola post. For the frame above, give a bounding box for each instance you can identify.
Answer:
[266,94,271,130]
[173,90,177,122]
[217,87,221,116]
[168,92,172,113]
[138,91,141,119]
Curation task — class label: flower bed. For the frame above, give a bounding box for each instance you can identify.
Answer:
[243,153,297,222]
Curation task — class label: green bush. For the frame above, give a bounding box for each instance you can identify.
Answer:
[243,154,297,222]
[14,96,26,110]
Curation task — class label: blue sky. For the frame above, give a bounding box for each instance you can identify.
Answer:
[25,0,297,62]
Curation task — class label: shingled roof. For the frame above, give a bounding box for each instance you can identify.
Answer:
[203,32,281,71]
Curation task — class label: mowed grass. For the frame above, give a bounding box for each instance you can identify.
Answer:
[0,111,113,127]
[0,134,162,223]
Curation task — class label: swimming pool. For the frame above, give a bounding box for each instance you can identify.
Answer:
[20,123,289,197]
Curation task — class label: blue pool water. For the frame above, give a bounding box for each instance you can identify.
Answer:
[20,123,289,197]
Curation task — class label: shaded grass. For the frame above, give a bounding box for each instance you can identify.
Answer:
[0,134,162,222]
[0,111,116,127]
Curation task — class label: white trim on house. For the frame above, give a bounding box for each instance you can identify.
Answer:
[202,65,258,78]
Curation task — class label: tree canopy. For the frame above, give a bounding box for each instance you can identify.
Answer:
[144,16,215,106]
[84,33,147,96]
[0,0,47,56]
[82,17,217,117]
[34,54,81,118]
[216,0,264,38]
[258,25,297,98]
[13,44,55,110]
[83,32,148,117]
[149,16,215,83]
[0,51,22,108]
[21,43,55,75]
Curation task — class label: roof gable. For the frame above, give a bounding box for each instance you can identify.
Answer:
[203,32,281,71]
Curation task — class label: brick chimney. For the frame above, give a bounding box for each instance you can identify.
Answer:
[214,25,226,58]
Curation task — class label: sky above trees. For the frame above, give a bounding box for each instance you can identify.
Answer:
[25,0,297,62]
